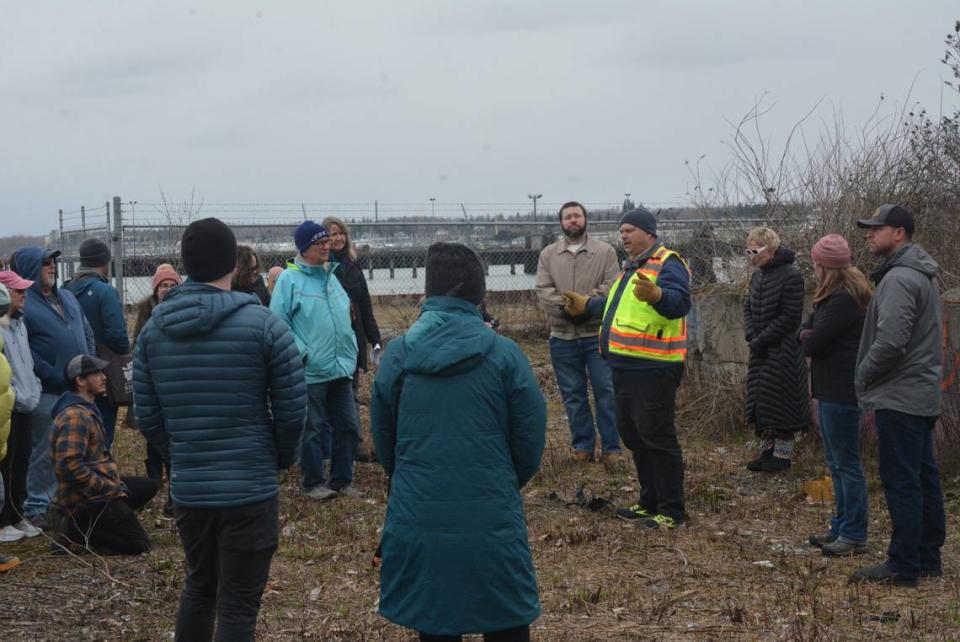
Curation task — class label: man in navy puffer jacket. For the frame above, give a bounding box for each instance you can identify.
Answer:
[134,218,307,641]
[10,246,95,527]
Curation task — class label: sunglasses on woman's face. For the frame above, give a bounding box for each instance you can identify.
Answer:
[42,258,57,266]
[744,247,767,256]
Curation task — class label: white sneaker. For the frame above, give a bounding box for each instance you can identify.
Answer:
[305,486,338,501]
[337,485,362,498]
[13,520,42,538]
[0,525,26,542]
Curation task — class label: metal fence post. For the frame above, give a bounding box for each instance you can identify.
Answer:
[58,209,64,283]
[105,201,111,279]
[112,196,125,305]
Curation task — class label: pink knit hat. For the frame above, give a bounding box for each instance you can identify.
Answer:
[811,234,851,269]
[152,267,182,293]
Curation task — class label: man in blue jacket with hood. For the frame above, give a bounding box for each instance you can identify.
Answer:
[270,220,360,501]
[64,237,130,448]
[134,218,307,641]
[10,246,95,529]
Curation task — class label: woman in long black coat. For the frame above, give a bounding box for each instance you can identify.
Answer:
[743,227,809,472]
[324,216,383,460]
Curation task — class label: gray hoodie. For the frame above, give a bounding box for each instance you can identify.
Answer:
[855,244,942,415]
[1,313,42,413]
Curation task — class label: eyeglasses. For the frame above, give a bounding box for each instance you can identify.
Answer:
[744,247,767,256]
[42,258,58,266]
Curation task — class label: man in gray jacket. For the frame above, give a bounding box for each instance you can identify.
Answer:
[851,204,945,587]
[535,201,621,463]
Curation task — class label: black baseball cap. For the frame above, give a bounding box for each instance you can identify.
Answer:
[64,354,110,382]
[856,204,915,235]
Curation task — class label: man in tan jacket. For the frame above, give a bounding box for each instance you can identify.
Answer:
[536,201,621,463]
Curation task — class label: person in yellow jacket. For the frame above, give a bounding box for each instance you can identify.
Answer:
[563,208,691,529]
[0,283,22,571]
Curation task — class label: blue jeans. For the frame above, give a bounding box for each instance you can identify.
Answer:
[24,392,59,518]
[875,409,946,578]
[549,336,620,454]
[302,379,360,491]
[818,401,868,544]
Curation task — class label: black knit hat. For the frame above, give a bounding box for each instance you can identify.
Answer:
[620,207,657,237]
[79,238,111,267]
[424,242,486,305]
[181,218,238,283]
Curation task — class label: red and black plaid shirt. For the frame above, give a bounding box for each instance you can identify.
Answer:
[51,400,125,514]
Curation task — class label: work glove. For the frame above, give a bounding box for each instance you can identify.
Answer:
[370,344,383,367]
[632,278,662,304]
[561,291,589,317]
[561,309,592,326]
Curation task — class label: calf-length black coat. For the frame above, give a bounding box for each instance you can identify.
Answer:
[332,250,382,372]
[744,247,810,434]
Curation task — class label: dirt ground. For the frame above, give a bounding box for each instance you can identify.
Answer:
[3,337,959,641]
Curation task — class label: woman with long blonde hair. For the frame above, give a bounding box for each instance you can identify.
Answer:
[323,216,382,460]
[743,227,810,472]
[799,233,871,557]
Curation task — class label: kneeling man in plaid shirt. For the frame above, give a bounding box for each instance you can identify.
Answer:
[50,354,158,554]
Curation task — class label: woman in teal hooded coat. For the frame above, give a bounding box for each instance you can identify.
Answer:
[371,243,546,642]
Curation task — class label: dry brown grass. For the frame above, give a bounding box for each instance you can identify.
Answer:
[3,337,959,641]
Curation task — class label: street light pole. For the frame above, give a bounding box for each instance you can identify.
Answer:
[429,197,436,218]
[127,200,138,253]
[528,193,542,219]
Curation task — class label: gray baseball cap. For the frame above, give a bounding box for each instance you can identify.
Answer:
[856,204,915,235]
[64,354,110,382]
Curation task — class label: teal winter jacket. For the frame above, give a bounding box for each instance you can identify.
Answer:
[133,282,307,508]
[269,257,357,384]
[371,296,547,636]
[63,269,131,355]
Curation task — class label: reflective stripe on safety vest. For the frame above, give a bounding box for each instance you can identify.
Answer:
[602,246,689,363]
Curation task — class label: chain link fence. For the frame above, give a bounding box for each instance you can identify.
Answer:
[55,197,784,332]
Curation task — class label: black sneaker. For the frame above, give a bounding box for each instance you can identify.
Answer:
[641,514,683,530]
[746,448,773,471]
[808,531,839,548]
[615,504,653,521]
[821,540,868,557]
[756,456,791,473]
[849,563,917,587]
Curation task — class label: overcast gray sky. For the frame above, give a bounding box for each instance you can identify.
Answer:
[1,1,957,235]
